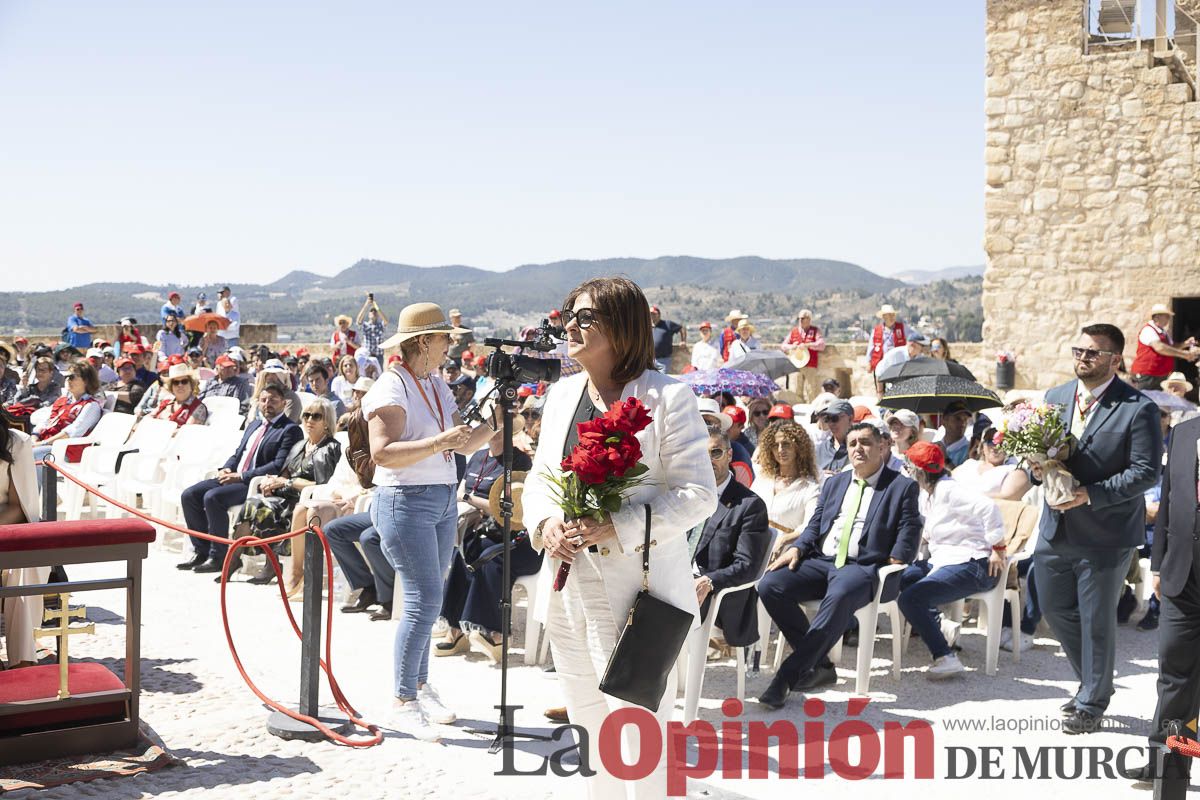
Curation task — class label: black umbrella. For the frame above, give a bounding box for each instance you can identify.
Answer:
[878,375,1001,414]
[877,355,976,384]
[727,349,795,380]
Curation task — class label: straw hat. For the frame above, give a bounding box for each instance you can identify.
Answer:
[1149,303,1175,317]
[877,304,898,318]
[352,376,376,393]
[1165,371,1193,392]
[736,319,755,335]
[488,470,528,526]
[162,362,199,385]
[381,302,471,350]
[725,309,747,324]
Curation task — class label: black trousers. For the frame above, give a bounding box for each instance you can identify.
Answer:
[1152,561,1200,769]
[757,555,875,684]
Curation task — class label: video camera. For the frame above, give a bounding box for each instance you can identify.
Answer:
[482,319,562,404]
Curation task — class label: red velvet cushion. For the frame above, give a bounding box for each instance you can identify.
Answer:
[0,663,127,733]
[0,519,156,552]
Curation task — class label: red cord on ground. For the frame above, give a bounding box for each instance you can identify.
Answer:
[39,459,384,747]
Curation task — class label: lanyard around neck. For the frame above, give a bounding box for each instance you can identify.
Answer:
[401,362,450,458]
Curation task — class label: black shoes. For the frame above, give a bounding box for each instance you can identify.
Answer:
[758,674,791,710]
[1060,698,1077,715]
[1063,708,1103,735]
[193,558,224,573]
[177,553,207,570]
[1137,607,1160,631]
[842,629,859,648]
[1116,585,1137,624]
[368,604,393,621]
[246,562,278,585]
[793,664,838,691]
[340,587,378,614]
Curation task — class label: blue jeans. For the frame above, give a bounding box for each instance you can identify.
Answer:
[372,483,457,699]
[325,512,394,606]
[898,558,997,659]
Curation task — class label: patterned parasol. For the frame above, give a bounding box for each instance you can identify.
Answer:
[679,368,779,398]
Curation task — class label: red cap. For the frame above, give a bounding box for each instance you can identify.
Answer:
[14,337,28,345]
[73,302,84,309]
[906,441,945,473]
[650,305,660,313]
[698,321,712,330]
[296,347,310,357]
[124,344,144,355]
[168,291,181,300]
[279,349,290,357]
[461,350,474,362]
[387,354,402,365]
[853,405,873,423]
[722,405,746,425]
[114,357,134,369]
[215,355,236,368]
[767,403,794,420]
[168,354,185,366]
[548,310,561,319]
[475,355,487,368]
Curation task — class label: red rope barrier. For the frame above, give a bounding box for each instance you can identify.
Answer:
[40,459,384,747]
[1168,734,1200,759]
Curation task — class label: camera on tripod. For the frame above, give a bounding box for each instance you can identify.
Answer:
[482,319,562,403]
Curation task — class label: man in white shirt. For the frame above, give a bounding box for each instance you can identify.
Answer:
[757,422,922,708]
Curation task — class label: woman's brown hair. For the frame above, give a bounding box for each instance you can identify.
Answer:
[755,421,818,481]
[562,277,656,384]
[69,361,101,396]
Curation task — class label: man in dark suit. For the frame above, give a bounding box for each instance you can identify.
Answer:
[691,430,771,650]
[1034,323,1162,734]
[178,384,303,579]
[756,422,922,709]
[1122,414,1200,783]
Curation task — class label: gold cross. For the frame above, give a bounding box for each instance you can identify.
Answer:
[34,593,95,700]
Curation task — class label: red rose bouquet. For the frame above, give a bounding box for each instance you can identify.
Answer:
[546,397,653,591]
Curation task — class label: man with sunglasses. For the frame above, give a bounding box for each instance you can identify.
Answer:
[686,430,770,658]
[1034,323,1161,735]
[815,399,854,476]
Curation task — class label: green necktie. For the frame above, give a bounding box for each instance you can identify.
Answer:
[686,524,704,560]
[835,479,867,568]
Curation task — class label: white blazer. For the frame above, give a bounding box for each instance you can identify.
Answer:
[522,369,718,628]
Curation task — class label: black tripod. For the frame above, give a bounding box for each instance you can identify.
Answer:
[466,382,552,753]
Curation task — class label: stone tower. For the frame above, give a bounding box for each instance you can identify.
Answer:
[983,0,1200,389]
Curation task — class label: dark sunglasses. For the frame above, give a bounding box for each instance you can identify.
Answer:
[1071,347,1115,362]
[708,447,727,459]
[170,379,191,387]
[752,410,770,417]
[561,308,604,330]
[301,412,324,421]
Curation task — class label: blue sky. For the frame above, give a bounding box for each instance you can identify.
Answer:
[0,1,985,290]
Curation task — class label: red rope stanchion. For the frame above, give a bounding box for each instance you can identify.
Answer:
[1167,734,1200,759]
[39,460,384,747]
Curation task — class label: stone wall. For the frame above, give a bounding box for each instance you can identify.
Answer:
[983,0,1200,388]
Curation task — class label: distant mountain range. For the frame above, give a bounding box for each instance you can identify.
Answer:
[891,264,986,284]
[0,256,982,342]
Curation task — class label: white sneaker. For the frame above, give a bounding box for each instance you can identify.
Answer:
[928,653,966,679]
[940,618,961,650]
[999,629,1034,652]
[418,683,456,724]
[391,699,441,742]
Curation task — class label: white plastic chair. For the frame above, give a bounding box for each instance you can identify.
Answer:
[76,417,177,518]
[202,395,241,418]
[772,562,906,695]
[513,574,544,666]
[682,529,779,723]
[51,412,136,520]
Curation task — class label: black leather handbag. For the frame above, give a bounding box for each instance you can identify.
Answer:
[598,505,694,711]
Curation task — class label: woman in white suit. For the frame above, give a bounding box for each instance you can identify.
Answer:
[0,409,44,667]
[522,277,717,800]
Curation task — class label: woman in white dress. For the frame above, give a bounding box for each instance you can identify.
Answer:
[752,421,821,560]
[522,277,717,800]
[953,424,1030,501]
[0,410,45,667]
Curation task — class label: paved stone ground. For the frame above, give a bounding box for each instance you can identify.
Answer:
[2,544,1189,799]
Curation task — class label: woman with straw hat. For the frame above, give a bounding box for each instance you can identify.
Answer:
[148,362,209,428]
[361,302,495,741]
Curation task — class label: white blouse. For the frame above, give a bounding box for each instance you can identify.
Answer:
[752,475,820,533]
[918,476,1006,570]
[360,366,458,487]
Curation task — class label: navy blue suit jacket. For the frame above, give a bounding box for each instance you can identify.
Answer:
[1040,377,1161,549]
[790,465,922,567]
[221,414,303,482]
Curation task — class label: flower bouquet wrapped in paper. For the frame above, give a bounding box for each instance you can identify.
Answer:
[546,397,652,591]
[994,401,1078,506]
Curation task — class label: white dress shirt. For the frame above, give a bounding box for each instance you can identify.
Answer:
[918,476,1005,571]
[821,462,886,560]
[690,339,722,372]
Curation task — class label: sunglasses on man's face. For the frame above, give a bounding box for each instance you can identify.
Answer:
[708,447,727,460]
[752,410,770,417]
[561,308,603,330]
[1071,347,1115,362]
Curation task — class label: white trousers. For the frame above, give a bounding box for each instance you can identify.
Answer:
[546,551,677,800]
[2,566,49,666]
